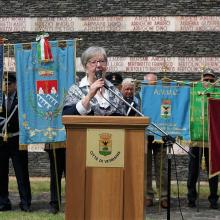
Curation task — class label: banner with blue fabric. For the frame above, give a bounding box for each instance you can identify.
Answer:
[141,81,190,141]
[0,44,3,111]
[15,40,75,144]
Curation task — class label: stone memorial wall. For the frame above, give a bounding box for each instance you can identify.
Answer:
[1,0,219,180]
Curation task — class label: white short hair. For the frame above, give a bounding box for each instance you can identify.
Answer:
[81,46,107,69]
[122,78,135,86]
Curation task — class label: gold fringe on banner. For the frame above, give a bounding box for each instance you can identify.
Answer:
[45,142,66,149]
[19,144,28,150]
[201,156,206,171]
[3,131,8,142]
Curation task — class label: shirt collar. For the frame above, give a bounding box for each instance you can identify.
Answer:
[7,91,16,100]
[79,76,114,89]
[79,76,90,88]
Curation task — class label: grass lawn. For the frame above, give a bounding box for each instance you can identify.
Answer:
[0,178,212,220]
[0,211,64,220]
[170,180,210,198]
[0,177,65,220]
[9,177,59,196]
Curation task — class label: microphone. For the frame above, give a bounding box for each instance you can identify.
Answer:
[95,70,109,89]
[95,70,103,79]
[94,69,124,113]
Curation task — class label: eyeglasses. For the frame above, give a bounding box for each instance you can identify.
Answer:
[88,60,107,66]
[203,79,215,83]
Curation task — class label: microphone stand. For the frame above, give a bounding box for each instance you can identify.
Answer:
[104,83,194,220]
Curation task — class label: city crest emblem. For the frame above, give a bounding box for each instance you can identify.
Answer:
[28,79,64,122]
[161,99,171,119]
[99,133,112,156]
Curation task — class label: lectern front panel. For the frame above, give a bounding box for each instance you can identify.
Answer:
[85,167,123,220]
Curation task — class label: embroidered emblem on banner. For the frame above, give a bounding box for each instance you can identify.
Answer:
[38,67,54,76]
[161,99,171,118]
[37,80,58,108]
[99,133,112,156]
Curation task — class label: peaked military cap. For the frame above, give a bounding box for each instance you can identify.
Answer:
[4,72,16,84]
[203,68,215,78]
[106,72,123,86]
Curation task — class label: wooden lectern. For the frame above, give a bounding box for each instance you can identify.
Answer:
[62,116,149,220]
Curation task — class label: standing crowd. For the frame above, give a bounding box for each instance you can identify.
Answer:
[0,46,218,214]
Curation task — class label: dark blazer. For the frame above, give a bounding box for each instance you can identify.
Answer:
[0,92,19,133]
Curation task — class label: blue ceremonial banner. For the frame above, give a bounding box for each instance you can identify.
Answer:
[141,81,190,141]
[0,44,3,110]
[15,40,75,144]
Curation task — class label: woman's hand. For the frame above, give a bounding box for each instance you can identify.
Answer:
[81,79,105,109]
[88,78,105,99]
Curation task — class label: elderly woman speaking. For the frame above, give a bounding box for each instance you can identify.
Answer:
[62,46,126,116]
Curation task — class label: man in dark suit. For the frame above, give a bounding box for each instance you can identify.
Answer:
[0,73,31,212]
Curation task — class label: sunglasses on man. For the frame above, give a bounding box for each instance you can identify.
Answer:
[203,78,215,83]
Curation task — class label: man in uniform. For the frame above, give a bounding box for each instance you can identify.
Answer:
[187,68,219,209]
[106,72,123,91]
[0,73,31,212]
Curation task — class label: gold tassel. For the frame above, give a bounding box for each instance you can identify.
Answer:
[3,131,8,142]
[0,106,2,113]
[2,81,6,93]
[201,156,206,171]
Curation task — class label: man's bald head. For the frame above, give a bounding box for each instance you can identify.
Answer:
[144,73,157,85]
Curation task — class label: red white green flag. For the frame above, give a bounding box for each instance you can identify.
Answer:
[36,33,53,62]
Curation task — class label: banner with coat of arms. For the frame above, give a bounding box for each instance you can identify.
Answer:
[141,81,190,142]
[15,40,75,144]
[190,82,220,142]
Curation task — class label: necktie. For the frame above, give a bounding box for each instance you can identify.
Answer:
[7,96,12,112]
